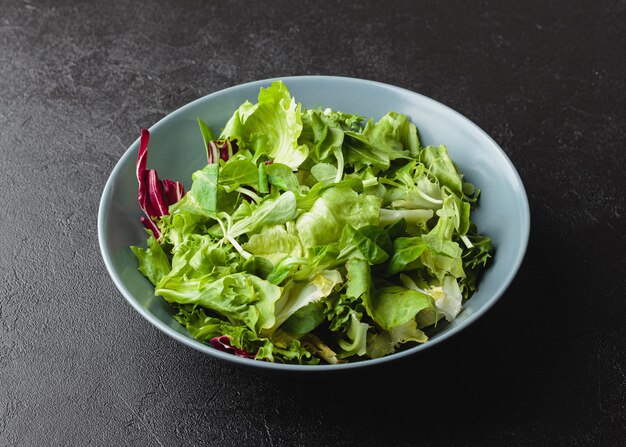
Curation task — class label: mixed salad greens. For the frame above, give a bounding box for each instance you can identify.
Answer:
[131,81,493,364]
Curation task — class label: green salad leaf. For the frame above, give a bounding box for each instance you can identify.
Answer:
[221,81,309,170]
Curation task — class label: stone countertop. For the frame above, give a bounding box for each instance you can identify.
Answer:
[1,0,624,445]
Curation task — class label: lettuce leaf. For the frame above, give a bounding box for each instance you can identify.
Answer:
[419,145,463,197]
[221,81,309,170]
[370,286,435,331]
[280,301,325,336]
[130,233,171,286]
[156,272,281,332]
[296,186,382,247]
[271,269,342,331]
[229,191,298,238]
[243,224,303,265]
[367,319,428,359]
[174,307,317,364]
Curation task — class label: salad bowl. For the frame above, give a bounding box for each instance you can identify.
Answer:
[98,75,530,372]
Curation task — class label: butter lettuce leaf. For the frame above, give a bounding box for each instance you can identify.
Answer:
[156,272,281,332]
[130,233,171,286]
[296,186,382,247]
[367,319,428,359]
[370,286,436,331]
[243,224,303,265]
[221,81,309,170]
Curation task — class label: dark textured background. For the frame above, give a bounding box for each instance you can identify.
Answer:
[1,0,625,445]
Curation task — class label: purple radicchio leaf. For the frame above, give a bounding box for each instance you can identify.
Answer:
[136,128,185,238]
[207,139,238,164]
[162,178,185,204]
[210,335,256,359]
[139,216,160,237]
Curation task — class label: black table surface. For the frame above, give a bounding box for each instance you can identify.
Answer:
[2,0,625,445]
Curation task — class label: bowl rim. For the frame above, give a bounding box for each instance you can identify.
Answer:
[98,74,530,372]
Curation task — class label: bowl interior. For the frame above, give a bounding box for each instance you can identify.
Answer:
[98,76,530,371]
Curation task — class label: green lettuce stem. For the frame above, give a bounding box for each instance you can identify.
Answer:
[362,178,378,188]
[333,147,344,183]
[236,187,263,203]
[215,215,252,260]
[415,189,443,204]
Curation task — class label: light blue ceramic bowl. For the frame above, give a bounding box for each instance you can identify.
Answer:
[98,76,530,372]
